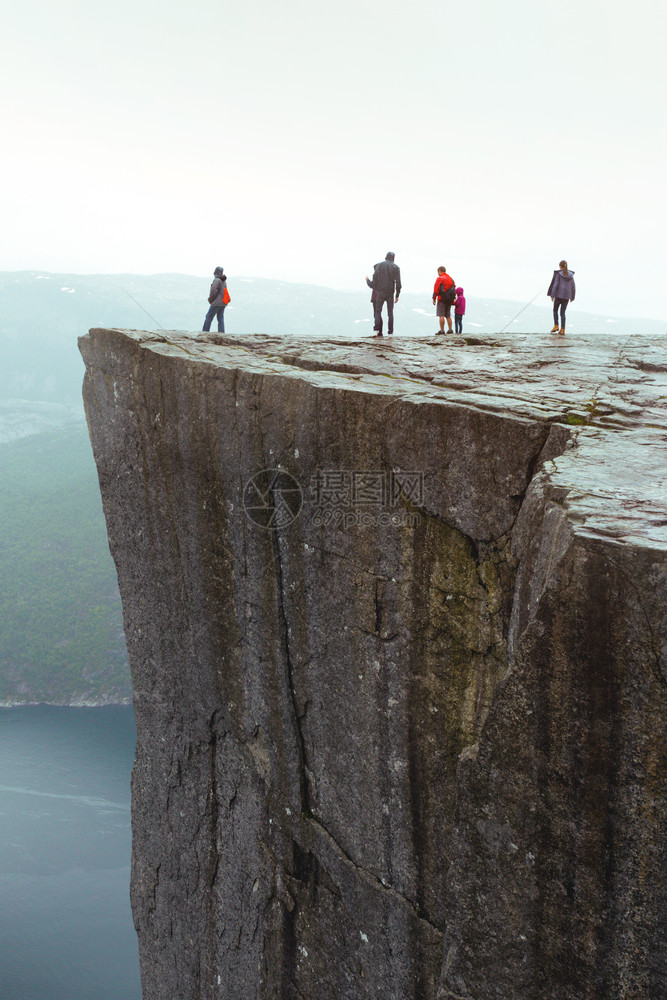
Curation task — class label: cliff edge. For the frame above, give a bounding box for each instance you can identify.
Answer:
[80,329,667,1000]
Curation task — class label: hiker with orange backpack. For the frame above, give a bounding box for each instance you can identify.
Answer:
[202,266,230,333]
[432,266,456,334]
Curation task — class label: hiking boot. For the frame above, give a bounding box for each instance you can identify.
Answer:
[558,328,566,336]
[550,325,559,333]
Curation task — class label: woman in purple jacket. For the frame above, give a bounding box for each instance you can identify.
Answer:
[548,260,576,335]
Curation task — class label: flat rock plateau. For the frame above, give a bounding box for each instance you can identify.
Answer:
[80,329,667,1000]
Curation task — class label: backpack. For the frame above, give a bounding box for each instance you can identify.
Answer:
[208,279,231,305]
[438,274,456,304]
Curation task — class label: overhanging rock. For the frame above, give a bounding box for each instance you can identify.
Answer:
[80,329,667,1000]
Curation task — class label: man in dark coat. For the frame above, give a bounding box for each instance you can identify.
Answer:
[371,252,401,336]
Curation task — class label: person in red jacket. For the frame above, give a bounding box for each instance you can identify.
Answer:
[432,266,456,334]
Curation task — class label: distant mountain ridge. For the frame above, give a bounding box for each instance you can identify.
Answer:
[1,270,664,405]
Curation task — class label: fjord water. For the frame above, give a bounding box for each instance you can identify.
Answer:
[0,705,140,1000]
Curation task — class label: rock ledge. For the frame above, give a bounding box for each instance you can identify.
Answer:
[80,329,667,1000]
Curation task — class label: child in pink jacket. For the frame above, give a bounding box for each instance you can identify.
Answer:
[454,287,466,334]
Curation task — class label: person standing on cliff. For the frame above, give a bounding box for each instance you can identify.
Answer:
[202,266,230,333]
[454,285,466,334]
[364,274,377,328]
[432,266,456,334]
[370,252,401,336]
[548,260,575,335]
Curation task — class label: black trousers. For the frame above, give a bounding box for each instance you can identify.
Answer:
[374,292,394,334]
[553,297,569,328]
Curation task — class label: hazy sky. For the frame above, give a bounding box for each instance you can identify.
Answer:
[2,0,665,319]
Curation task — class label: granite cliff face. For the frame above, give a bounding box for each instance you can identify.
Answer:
[80,328,667,1000]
